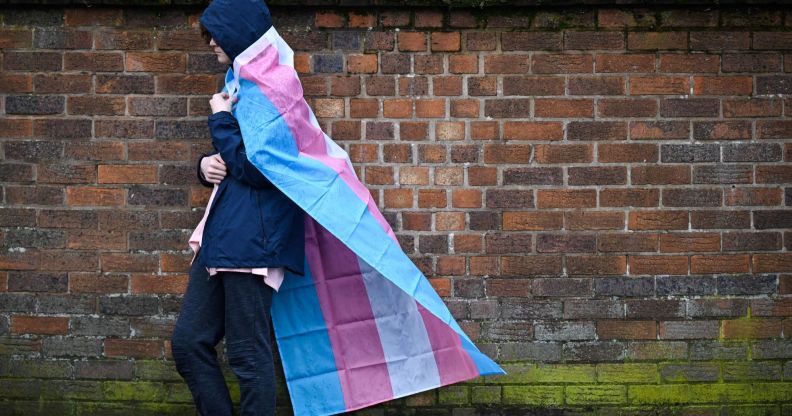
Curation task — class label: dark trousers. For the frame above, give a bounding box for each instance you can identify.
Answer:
[171,249,276,416]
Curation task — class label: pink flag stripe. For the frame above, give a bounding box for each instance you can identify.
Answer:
[304,216,394,409]
[417,303,481,385]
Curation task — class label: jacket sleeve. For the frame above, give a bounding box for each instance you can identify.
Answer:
[196,150,219,188]
[207,110,274,189]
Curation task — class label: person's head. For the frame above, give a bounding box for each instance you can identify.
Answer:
[199,0,273,67]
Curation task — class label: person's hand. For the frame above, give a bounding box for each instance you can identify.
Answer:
[200,154,227,184]
[209,92,237,114]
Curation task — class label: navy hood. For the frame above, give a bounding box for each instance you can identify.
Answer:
[199,0,273,63]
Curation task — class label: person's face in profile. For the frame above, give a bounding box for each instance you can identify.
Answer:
[209,38,231,65]
[200,24,231,65]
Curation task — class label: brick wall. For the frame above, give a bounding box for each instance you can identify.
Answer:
[1,4,792,414]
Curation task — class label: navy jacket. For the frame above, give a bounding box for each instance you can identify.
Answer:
[197,0,304,276]
[197,111,305,276]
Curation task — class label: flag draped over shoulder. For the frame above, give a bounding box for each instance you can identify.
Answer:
[224,26,505,416]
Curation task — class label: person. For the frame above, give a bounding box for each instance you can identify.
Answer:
[170,1,305,415]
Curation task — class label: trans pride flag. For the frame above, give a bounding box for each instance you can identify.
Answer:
[223,26,505,415]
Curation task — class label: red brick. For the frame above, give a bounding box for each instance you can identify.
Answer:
[449,55,477,74]
[431,32,461,52]
[415,99,445,118]
[350,99,379,118]
[628,32,688,50]
[596,54,655,73]
[11,315,68,335]
[98,165,158,184]
[484,55,529,74]
[503,122,564,141]
[691,255,751,274]
[452,189,481,208]
[535,99,593,118]
[534,144,592,164]
[537,189,596,208]
[694,76,753,96]
[471,121,498,140]
[349,12,376,28]
[435,167,464,185]
[347,54,378,73]
[126,52,186,72]
[65,8,123,26]
[131,274,188,294]
[415,10,443,28]
[503,212,563,231]
[598,143,658,163]
[383,99,412,118]
[398,32,427,52]
[384,189,413,208]
[104,339,162,359]
[629,210,689,230]
[66,186,125,207]
[659,54,720,73]
[450,99,479,118]
[630,255,688,275]
[435,212,465,231]
[630,76,689,95]
[418,189,447,208]
[597,320,656,340]
[315,11,345,28]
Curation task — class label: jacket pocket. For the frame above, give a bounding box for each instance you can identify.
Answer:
[255,191,270,245]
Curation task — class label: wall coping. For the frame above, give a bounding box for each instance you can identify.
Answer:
[1,0,787,7]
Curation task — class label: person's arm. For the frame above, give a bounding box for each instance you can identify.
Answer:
[197,151,219,188]
[208,110,274,189]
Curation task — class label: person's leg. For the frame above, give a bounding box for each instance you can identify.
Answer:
[221,271,276,416]
[171,251,233,416]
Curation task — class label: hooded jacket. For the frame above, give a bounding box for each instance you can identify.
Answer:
[195,0,305,276]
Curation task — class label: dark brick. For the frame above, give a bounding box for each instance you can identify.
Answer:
[568,166,626,186]
[568,122,626,141]
[657,275,717,296]
[532,278,592,297]
[661,144,720,163]
[34,29,92,49]
[687,298,749,318]
[625,299,684,319]
[690,341,748,360]
[75,360,134,380]
[562,341,625,362]
[723,143,782,162]
[6,96,64,115]
[4,229,66,249]
[536,234,595,253]
[127,186,188,207]
[717,274,777,295]
[154,120,207,140]
[501,299,563,319]
[693,165,752,184]
[594,277,654,297]
[723,232,782,251]
[418,235,448,254]
[331,32,360,50]
[99,296,159,316]
[754,210,792,230]
[660,98,719,117]
[662,188,722,207]
[660,363,720,382]
[42,337,103,358]
[485,189,534,209]
[756,75,792,94]
[313,54,344,73]
[3,52,62,71]
[37,295,97,314]
[187,53,228,73]
[3,140,63,162]
[7,272,67,293]
[484,99,531,118]
[503,168,563,186]
[71,317,130,337]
